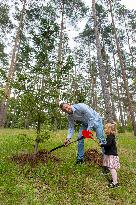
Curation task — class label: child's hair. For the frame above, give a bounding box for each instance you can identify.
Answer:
[104,122,117,135]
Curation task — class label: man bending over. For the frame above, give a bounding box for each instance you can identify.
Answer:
[60,102,106,164]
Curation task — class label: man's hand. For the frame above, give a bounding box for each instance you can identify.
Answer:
[64,138,70,146]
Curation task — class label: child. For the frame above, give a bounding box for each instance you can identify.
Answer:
[101,122,120,188]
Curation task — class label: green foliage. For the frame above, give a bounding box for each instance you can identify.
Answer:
[0,2,13,30]
[35,129,50,143]
[117,122,125,133]
[126,120,133,132]
[1,0,135,134]
[0,87,4,103]
[16,133,33,146]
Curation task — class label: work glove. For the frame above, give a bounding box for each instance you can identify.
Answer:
[64,138,70,146]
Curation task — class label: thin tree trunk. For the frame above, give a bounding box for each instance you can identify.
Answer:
[112,51,125,127]
[92,76,96,109]
[94,90,98,112]
[101,41,117,121]
[122,102,126,126]
[88,39,93,106]
[92,0,112,122]
[24,112,29,129]
[58,2,64,66]
[88,39,97,109]
[123,14,134,70]
[73,65,78,103]
[54,2,65,130]
[0,0,27,127]
[34,120,41,154]
[108,0,136,135]
[106,63,117,121]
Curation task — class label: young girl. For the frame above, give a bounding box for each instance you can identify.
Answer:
[101,122,120,188]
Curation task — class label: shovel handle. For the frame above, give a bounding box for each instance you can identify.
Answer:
[49,144,65,153]
[49,136,84,153]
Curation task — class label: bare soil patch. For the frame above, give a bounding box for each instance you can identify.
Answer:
[11,150,60,167]
[84,148,103,166]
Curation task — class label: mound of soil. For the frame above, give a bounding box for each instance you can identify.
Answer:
[84,148,103,166]
[11,150,60,167]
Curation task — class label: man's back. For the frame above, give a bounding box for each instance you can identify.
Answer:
[69,103,101,124]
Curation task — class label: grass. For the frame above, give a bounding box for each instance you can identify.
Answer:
[0,129,136,205]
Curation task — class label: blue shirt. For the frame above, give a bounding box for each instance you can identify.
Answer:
[67,103,102,139]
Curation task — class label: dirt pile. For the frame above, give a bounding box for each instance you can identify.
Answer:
[84,148,103,166]
[11,150,60,167]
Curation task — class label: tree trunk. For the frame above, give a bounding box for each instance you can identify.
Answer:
[73,65,78,103]
[88,39,93,106]
[122,101,127,126]
[34,120,41,154]
[112,51,125,127]
[34,142,39,155]
[24,112,29,129]
[101,42,117,121]
[54,2,65,130]
[58,2,64,66]
[106,64,117,121]
[92,0,112,122]
[108,0,136,135]
[123,14,134,72]
[92,76,96,109]
[0,0,27,127]
[94,91,99,112]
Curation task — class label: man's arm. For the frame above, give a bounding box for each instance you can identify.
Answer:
[87,119,94,131]
[77,103,95,130]
[67,115,75,139]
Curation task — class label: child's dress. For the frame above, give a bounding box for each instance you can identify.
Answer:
[101,134,120,169]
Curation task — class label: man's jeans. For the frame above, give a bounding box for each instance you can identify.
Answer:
[77,119,106,160]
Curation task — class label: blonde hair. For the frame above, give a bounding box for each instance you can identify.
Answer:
[104,122,117,135]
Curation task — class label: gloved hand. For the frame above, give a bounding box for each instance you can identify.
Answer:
[64,138,70,146]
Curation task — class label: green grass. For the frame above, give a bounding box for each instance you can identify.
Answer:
[0,129,136,205]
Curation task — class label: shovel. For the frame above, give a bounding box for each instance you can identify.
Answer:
[49,130,100,153]
[82,130,100,146]
[49,136,84,153]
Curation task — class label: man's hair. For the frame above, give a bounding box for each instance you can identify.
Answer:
[59,103,66,109]
[59,102,70,109]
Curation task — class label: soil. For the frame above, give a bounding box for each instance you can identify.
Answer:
[11,148,103,167]
[84,148,103,166]
[11,150,60,167]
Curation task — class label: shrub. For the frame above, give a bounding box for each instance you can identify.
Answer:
[117,123,125,133]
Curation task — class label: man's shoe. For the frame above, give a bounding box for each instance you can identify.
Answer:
[75,159,84,164]
[108,182,119,188]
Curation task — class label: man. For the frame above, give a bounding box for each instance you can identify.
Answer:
[60,102,106,164]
